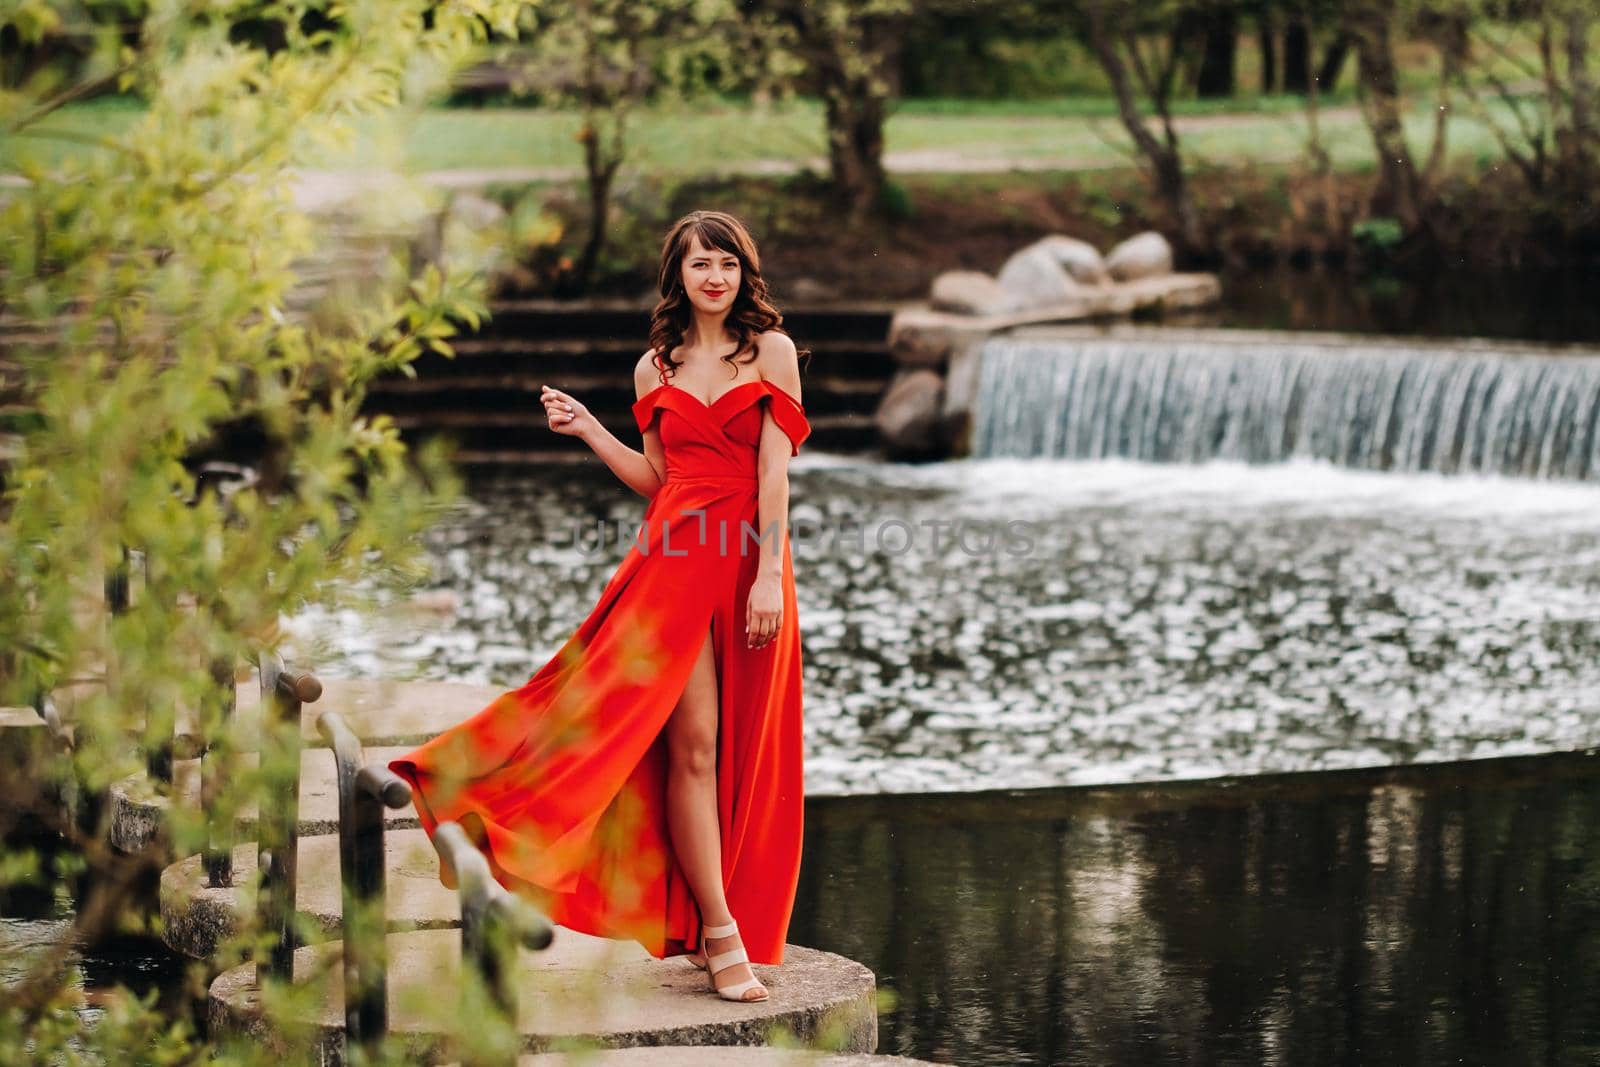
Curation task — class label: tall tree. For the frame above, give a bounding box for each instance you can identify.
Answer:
[757,0,913,222]
[1259,7,1281,93]
[499,0,748,294]
[1451,0,1598,199]
[1344,0,1466,232]
[1282,16,1310,92]
[1194,5,1240,98]
[1070,0,1206,257]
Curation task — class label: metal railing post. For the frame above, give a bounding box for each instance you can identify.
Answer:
[200,655,238,887]
[432,821,554,1067]
[255,650,322,984]
[316,709,412,1056]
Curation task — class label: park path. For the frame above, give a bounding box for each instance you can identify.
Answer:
[3,100,1368,210]
[294,103,1366,204]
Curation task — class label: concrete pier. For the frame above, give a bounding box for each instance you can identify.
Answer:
[208,929,881,1063]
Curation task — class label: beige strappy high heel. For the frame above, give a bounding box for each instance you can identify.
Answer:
[701,919,769,1002]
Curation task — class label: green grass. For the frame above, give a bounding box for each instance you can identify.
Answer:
[894,92,1368,118]
[0,92,1530,180]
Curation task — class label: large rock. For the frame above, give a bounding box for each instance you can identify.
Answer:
[993,245,1079,310]
[930,270,1013,316]
[889,314,992,372]
[873,369,946,459]
[1106,231,1174,281]
[1033,235,1110,286]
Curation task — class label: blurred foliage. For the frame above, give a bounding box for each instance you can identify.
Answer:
[0,0,560,1060]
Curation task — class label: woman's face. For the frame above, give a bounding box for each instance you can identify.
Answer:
[680,232,742,315]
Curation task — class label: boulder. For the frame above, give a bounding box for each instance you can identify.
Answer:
[994,245,1079,309]
[874,369,946,458]
[930,270,1013,316]
[888,309,994,372]
[1033,235,1111,286]
[1106,231,1174,281]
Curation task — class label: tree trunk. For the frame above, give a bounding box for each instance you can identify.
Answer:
[786,6,904,223]
[1561,7,1596,188]
[824,87,888,221]
[1258,14,1279,94]
[1317,32,1352,92]
[1195,10,1239,98]
[1422,13,1468,183]
[1283,18,1310,94]
[1349,3,1423,231]
[1082,4,1204,257]
[572,116,622,294]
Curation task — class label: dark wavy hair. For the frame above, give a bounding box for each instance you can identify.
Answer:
[646,210,811,385]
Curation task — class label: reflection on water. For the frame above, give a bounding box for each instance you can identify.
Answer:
[1214,267,1600,346]
[0,894,189,1041]
[287,458,1600,795]
[794,753,1600,1067]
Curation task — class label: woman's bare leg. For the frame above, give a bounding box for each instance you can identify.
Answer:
[665,623,764,999]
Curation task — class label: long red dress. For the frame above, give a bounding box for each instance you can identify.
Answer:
[388,377,811,966]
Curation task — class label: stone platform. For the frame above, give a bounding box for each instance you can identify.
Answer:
[208,930,879,1063]
[220,675,502,747]
[161,827,455,958]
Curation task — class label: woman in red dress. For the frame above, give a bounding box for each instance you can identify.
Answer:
[389,210,811,1004]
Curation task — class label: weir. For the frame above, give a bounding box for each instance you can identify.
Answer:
[970,327,1600,479]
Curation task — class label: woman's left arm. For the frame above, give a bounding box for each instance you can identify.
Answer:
[747,334,802,650]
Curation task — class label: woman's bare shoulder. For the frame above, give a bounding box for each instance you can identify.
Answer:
[636,347,665,400]
[755,331,797,360]
[754,332,801,400]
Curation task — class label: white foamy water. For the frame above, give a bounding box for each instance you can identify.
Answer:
[285,457,1600,796]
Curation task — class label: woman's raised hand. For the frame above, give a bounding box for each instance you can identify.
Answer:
[541,385,594,439]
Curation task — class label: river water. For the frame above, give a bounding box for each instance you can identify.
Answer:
[289,457,1600,797]
[797,752,1600,1067]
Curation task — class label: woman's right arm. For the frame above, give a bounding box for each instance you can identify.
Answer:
[544,350,663,500]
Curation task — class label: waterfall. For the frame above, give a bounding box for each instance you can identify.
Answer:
[970,331,1600,480]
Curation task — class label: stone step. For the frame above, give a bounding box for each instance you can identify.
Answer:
[411,337,896,381]
[391,411,878,454]
[160,827,455,958]
[110,743,424,854]
[208,928,878,1062]
[367,373,884,415]
[478,301,895,346]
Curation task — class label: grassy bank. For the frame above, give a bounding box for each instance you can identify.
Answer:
[2,94,1528,176]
